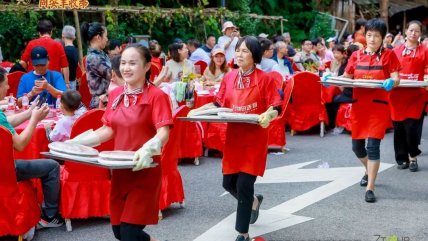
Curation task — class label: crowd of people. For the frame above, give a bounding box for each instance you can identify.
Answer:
[0,16,428,241]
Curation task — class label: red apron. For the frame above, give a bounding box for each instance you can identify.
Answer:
[222,70,269,177]
[390,45,428,121]
[108,88,162,225]
[351,50,391,139]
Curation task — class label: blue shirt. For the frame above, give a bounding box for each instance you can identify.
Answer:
[0,111,16,135]
[17,70,67,106]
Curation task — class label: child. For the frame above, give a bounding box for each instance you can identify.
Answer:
[45,90,83,142]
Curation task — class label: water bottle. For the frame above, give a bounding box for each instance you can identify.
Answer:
[55,95,61,115]
[21,93,29,110]
[7,93,15,112]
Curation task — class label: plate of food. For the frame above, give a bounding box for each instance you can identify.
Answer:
[48,142,99,157]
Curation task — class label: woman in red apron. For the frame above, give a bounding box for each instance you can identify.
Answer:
[69,44,173,241]
[391,20,428,172]
[189,36,282,241]
[342,19,401,203]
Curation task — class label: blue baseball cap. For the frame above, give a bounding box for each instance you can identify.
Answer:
[31,46,49,66]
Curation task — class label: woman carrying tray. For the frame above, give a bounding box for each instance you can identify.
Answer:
[67,44,173,241]
[391,20,428,172]
[188,36,282,241]
[326,19,401,203]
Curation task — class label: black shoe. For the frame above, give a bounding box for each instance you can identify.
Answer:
[365,190,376,203]
[360,174,368,187]
[409,159,418,172]
[397,161,409,170]
[38,212,64,228]
[249,194,263,224]
[235,235,250,241]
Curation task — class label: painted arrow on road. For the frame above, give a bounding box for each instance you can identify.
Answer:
[193,160,394,241]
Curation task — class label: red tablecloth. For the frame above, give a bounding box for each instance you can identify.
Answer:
[14,116,58,160]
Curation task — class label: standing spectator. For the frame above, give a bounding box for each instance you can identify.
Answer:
[257,38,277,72]
[19,19,70,87]
[282,32,296,57]
[272,41,293,76]
[201,34,216,54]
[81,22,111,109]
[17,47,67,106]
[62,25,78,90]
[187,39,211,65]
[149,42,163,71]
[353,18,367,47]
[293,39,319,71]
[218,21,239,63]
[384,33,394,49]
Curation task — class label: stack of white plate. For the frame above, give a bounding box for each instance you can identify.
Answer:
[98,151,136,166]
[189,107,232,116]
[218,112,260,122]
[48,142,99,162]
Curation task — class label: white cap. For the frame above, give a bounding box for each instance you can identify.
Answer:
[258,33,269,38]
[222,21,236,32]
[326,37,336,42]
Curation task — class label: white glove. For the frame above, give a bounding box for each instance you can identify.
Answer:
[65,129,101,147]
[258,106,279,128]
[133,136,162,171]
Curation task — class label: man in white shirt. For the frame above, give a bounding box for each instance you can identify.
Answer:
[187,39,211,65]
[218,21,239,63]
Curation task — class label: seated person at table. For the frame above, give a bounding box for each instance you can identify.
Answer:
[200,45,229,89]
[0,67,64,229]
[17,46,66,107]
[45,90,83,142]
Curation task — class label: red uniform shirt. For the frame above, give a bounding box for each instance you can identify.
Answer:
[389,44,428,121]
[21,36,69,72]
[102,84,173,225]
[216,69,282,176]
[345,48,401,139]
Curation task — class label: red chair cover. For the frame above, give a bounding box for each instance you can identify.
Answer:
[286,72,329,132]
[194,60,207,75]
[78,73,91,108]
[159,106,187,210]
[76,63,84,80]
[175,107,203,159]
[6,71,25,97]
[203,123,227,152]
[150,62,162,81]
[336,103,352,131]
[0,126,40,236]
[268,76,294,148]
[321,86,341,103]
[60,109,113,219]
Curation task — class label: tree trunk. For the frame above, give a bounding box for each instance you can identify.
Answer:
[379,0,389,31]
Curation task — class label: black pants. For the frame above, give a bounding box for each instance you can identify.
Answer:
[393,118,421,165]
[112,223,150,241]
[352,138,381,160]
[223,172,257,233]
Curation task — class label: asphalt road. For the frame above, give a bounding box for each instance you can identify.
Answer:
[2,121,428,241]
